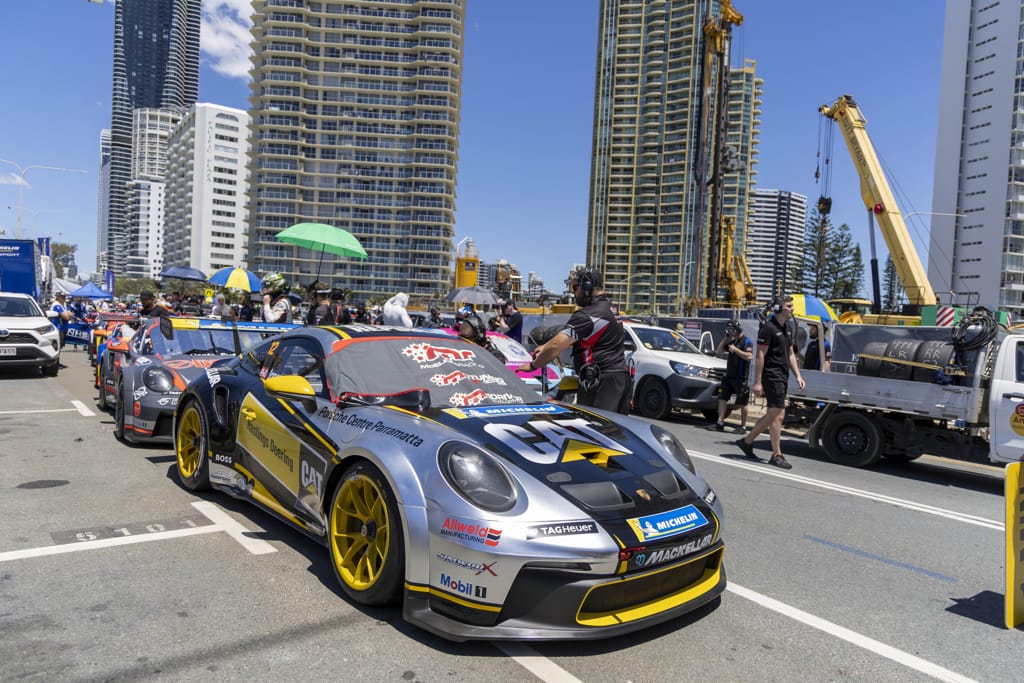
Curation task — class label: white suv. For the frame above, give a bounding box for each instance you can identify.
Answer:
[622,321,726,420]
[0,292,61,376]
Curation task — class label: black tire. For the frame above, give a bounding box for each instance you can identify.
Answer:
[114,382,126,441]
[175,400,211,491]
[636,377,670,419]
[701,409,719,422]
[328,461,404,606]
[821,411,884,467]
[41,360,59,377]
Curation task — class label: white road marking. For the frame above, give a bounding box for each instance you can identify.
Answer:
[0,525,221,563]
[495,643,585,683]
[0,408,78,415]
[691,450,1004,531]
[0,502,276,563]
[71,400,94,416]
[192,500,277,555]
[727,582,977,683]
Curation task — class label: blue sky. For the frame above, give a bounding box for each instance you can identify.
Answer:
[0,1,944,294]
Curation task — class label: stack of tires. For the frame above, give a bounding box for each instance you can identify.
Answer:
[856,339,955,383]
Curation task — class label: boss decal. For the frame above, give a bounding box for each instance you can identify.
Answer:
[630,533,714,570]
[527,521,599,539]
[439,517,501,547]
[627,504,708,542]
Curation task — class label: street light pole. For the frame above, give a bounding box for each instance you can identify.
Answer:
[0,159,88,239]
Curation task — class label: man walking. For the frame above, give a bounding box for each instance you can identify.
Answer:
[735,295,805,468]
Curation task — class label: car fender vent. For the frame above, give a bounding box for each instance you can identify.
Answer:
[560,481,632,511]
[643,470,688,499]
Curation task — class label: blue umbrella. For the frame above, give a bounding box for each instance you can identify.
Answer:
[159,265,208,282]
[208,267,262,292]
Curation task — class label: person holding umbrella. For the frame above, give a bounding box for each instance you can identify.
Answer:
[260,273,293,323]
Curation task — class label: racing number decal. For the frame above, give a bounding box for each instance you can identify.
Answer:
[236,394,302,492]
[483,417,633,465]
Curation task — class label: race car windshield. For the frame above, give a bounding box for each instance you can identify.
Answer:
[634,327,702,354]
[154,329,274,356]
[325,336,541,408]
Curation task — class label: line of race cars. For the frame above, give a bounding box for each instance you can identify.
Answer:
[87,313,727,641]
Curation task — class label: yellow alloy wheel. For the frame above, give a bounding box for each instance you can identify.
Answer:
[329,462,403,605]
[175,402,210,491]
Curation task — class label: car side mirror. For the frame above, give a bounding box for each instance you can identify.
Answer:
[46,310,58,319]
[264,374,318,413]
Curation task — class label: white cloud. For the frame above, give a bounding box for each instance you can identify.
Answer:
[201,0,254,81]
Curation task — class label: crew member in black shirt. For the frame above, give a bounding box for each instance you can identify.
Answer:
[735,295,805,469]
[521,267,630,413]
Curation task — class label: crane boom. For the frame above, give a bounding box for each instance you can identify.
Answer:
[819,94,936,307]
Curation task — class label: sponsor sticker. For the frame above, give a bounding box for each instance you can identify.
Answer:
[627,504,708,542]
[630,533,714,570]
[439,572,487,599]
[439,517,501,547]
[526,521,599,539]
[1011,404,1024,437]
[436,553,498,576]
[444,404,569,419]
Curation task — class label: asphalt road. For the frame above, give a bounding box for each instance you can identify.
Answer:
[0,350,1017,682]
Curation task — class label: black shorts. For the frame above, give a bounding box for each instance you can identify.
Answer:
[578,371,632,415]
[762,378,788,409]
[719,377,749,406]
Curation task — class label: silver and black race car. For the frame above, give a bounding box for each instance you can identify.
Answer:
[101,316,297,443]
[173,325,725,641]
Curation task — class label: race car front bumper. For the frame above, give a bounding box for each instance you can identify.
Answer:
[403,545,725,641]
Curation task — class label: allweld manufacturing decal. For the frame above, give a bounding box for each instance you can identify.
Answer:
[439,517,502,547]
[626,504,708,542]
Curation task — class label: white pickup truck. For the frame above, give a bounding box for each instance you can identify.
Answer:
[792,315,1024,467]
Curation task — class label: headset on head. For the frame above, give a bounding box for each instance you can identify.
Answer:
[460,312,487,343]
[578,267,596,293]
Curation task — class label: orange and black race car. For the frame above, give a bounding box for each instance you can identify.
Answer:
[98,316,297,443]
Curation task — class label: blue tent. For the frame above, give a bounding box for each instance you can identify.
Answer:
[68,282,113,299]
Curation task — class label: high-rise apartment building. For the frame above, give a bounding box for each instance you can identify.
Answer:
[125,108,181,279]
[164,104,251,274]
[103,0,200,276]
[247,0,464,303]
[96,129,111,274]
[587,0,757,315]
[723,59,761,254]
[746,189,806,302]
[931,0,1024,315]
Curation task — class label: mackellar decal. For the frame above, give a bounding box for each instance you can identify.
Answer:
[630,533,714,570]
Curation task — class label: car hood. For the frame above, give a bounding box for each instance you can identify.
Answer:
[137,354,225,392]
[0,314,53,331]
[425,401,717,544]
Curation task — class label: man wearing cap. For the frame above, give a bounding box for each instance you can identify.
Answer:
[138,290,171,319]
[713,321,753,432]
[49,292,74,348]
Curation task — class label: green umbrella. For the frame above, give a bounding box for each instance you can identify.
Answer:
[275,222,368,283]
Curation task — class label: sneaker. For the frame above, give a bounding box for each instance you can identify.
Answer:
[713,421,726,431]
[769,454,793,470]
[735,438,757,460]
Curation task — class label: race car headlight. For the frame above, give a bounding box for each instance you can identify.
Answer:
[142,367,175,393]
[669,361,712,378]
[34,324,56,335]
[438,441,517,513]
[651,424,695,473]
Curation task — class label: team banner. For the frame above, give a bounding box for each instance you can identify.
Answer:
[105,270,115,294]
[1006,461,1024,629]
[64,321,92,348]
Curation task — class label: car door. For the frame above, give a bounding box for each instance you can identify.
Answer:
[235,336,332,528]
[989,336,1024,463]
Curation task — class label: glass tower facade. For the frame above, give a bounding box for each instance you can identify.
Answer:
[587,0,757,314]
[247,0,464,303]
[104,0,201,276]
